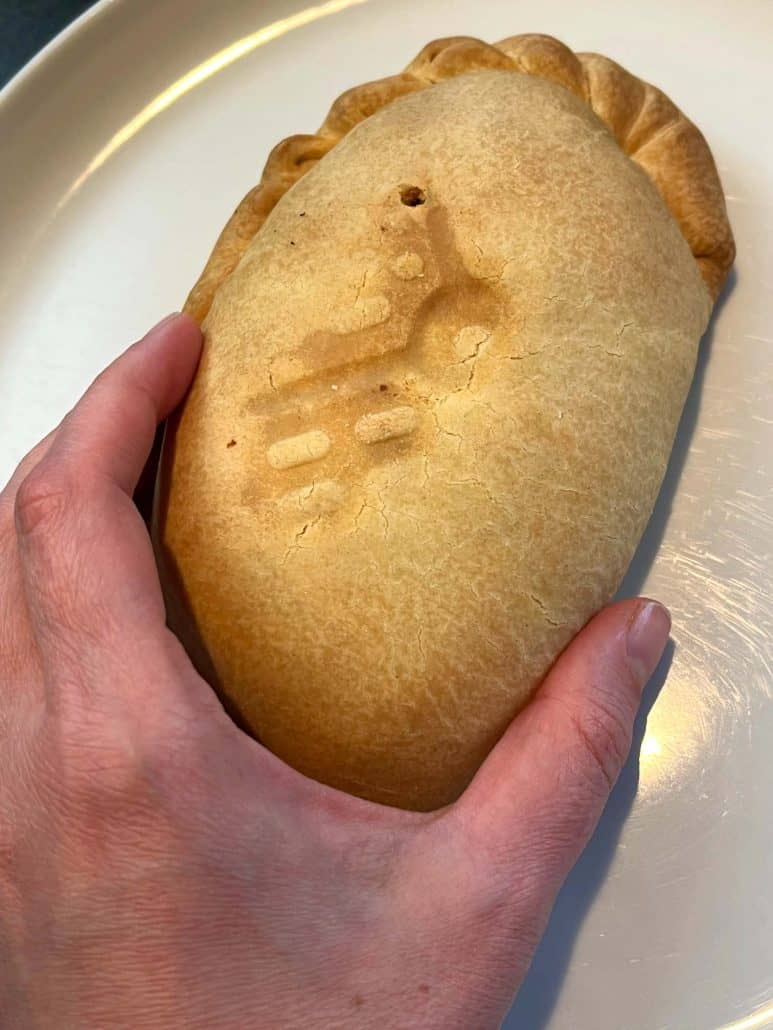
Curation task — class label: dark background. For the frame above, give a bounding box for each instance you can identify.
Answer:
[1,0,97,86]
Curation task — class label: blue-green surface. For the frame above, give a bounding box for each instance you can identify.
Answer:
[1,0,97,87]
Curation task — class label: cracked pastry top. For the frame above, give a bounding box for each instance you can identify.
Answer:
[153,34,735,811]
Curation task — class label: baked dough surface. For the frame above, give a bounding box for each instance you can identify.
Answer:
[154,35,732,810]
[186,33,734,322]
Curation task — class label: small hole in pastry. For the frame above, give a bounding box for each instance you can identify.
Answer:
[399,185,426,206]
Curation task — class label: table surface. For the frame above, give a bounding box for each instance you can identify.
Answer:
[1,0,96,87]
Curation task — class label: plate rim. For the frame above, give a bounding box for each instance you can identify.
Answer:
[0,0,115,107]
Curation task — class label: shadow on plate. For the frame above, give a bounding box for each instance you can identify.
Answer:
[617,267,736,600]
[504,268,737,1029]
[503,642,672,1029]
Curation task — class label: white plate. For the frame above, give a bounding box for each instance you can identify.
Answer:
[1,1,771,1026]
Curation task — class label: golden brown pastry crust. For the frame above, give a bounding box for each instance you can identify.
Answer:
[157,54,719,810]
[184,33,734,323]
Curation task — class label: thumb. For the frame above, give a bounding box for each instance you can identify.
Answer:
[453,599,670,907]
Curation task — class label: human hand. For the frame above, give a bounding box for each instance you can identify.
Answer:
[0,314,671,1029]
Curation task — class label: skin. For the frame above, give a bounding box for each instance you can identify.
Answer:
[0,314,671,1029]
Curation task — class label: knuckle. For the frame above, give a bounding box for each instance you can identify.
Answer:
[14,467,73,538]
[451,835,519,916]
[52,693,202,814]
[440,843,544,965]
[140,710,216,799]
[568,698,632,793]
[467,863,517,931]
[31,708,184,867]
[46,701,149,807]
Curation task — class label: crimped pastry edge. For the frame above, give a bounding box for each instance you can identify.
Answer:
[184,32,735,323]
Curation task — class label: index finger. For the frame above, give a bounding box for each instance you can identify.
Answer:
[45,312,201,498]
[13,313,202,683]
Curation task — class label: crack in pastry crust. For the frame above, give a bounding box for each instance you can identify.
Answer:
[157,54,721,810]
[184,33,735,324]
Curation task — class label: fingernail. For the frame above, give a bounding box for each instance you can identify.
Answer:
[149,312,182,333]
[626,600,671,687]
